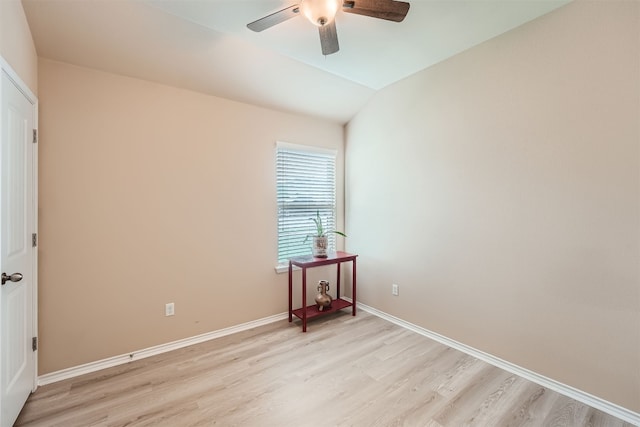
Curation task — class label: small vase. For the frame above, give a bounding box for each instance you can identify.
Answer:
[312,236,328,258]
[315,280,333,311]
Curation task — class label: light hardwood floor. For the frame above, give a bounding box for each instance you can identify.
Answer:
[15,311,633,427]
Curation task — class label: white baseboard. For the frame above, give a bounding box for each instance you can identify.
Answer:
[38,312,288,386]
[353,301,640,426]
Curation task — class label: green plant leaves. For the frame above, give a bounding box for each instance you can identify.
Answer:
[304,210,347,241]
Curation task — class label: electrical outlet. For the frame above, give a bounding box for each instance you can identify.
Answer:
[165,302,175,316]
[392,284,399,296]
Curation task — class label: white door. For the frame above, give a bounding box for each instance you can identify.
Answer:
[0,68,37,427]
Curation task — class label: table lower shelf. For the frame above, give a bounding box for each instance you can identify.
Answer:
[291,298,352,321]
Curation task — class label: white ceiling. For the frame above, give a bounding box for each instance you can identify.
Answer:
[22,0,570,123]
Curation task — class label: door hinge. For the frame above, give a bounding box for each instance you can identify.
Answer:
[32,129,38,144]
[32,337,38,351]
[32,233,37,247]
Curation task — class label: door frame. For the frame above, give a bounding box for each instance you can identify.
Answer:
[0,55,39,395]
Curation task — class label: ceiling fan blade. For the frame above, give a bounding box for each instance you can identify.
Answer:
[247,4,300,32]
[342,0,410,22]
[318,21,339,55]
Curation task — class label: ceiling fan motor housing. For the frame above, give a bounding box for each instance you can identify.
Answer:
[300,0,340,26]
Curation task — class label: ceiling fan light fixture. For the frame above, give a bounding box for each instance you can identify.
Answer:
[300,0,340,26]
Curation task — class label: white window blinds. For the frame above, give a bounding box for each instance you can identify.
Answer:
[276,142,338,263]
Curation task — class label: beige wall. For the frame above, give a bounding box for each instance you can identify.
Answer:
[37,59,344,374]
[0,0,38,94]
[345,0,639,412]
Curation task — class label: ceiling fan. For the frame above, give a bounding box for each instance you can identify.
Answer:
[247,0,410,56]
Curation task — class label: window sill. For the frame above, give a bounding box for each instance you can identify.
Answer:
[275,264,301,274]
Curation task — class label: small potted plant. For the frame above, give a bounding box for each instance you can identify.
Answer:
[304,211,346,258]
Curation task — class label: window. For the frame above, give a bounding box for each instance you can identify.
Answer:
[276,141,338,265]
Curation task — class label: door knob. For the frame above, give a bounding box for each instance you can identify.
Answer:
[1,272,23,285]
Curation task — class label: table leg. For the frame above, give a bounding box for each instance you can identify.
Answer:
[302,267,307,332]
[336,262,341,301]
[352,258,357,316]
[288,261,293,322]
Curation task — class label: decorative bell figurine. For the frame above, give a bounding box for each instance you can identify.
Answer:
[315,280,333,311]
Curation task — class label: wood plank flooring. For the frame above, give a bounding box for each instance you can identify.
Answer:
[15,311,633,427]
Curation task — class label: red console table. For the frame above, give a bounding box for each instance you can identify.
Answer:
[288,251,358,332]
